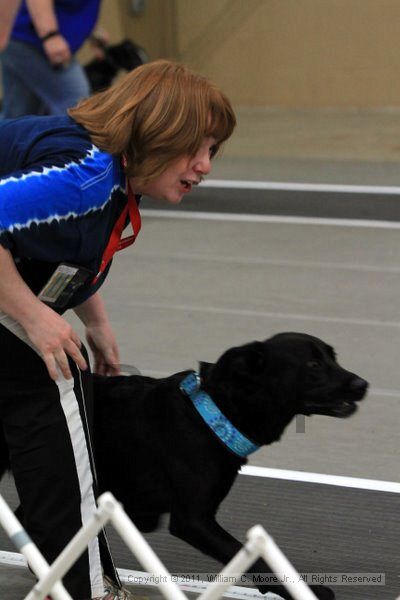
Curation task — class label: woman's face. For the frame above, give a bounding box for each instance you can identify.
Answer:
[130,136,218,204]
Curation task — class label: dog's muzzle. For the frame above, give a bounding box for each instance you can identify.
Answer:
[303,376,368,418]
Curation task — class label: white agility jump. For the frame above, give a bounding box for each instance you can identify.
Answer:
[0,491,318,600]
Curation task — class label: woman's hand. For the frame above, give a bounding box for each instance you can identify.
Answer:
[24,303,87,381]
[73,293,121,376]
[0,246,87,381]
[86,321,120,376]
[43,34,71,66]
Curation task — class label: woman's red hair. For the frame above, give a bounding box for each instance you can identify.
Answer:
[68,60,236,185]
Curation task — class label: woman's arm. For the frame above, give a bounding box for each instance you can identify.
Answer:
[74,293,121,376]
[0,245,87,380]
[0,0,21,50]
[26,0,71,65]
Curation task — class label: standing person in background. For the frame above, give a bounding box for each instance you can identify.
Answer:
[0,60,236,599]
[0,0,101,118]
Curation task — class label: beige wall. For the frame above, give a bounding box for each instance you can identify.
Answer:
[109,0,400,108]
[93,0,177,62]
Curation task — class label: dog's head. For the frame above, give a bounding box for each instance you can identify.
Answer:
[266,332,368,418]
[201,332,368,444]
[85,40,146,92]
[107,40,147,72]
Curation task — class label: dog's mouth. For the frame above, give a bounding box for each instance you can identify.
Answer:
[303,378,368,418]
[306,398,359,418]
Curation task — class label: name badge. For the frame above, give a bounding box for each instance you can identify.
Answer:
[38,263,93,308]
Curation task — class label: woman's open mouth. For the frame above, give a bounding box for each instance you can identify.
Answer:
[180,179,200,193]
[180,180,192,192]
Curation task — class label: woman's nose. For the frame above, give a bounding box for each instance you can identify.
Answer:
[193,151,212,175]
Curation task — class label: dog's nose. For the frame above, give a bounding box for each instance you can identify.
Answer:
[350,377,368,394]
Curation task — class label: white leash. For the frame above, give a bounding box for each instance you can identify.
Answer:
[0,310,38,353]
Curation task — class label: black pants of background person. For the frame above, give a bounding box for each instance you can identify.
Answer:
[0,323,118,599]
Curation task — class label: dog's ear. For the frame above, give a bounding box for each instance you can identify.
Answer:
[199,361,214,379]
[231,341,267,378]
[211,341,267,386]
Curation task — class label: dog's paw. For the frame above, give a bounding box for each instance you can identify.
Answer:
[309,584,335,599]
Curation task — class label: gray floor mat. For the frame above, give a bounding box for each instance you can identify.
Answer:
[0,473,397,599]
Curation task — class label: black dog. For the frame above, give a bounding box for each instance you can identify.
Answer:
[85,39,148,92]
[93,332,368,600]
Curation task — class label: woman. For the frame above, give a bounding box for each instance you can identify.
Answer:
[0,60,236,599]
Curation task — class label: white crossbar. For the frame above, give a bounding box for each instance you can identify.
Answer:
[255,526,318,600]
[0,494,72,600]
[198,525,317,600]
[0,491,319,600]
[24,493,187,600]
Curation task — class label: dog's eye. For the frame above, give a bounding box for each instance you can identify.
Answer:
[306,360,320,369]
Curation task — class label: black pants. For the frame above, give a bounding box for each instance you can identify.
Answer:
[0,323,118,599]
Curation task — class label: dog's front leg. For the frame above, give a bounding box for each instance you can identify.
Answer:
[169,511,244,565]
[169,513,290,599]
[169,515,334,600]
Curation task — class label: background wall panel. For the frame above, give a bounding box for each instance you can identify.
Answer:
[110,0,400,108]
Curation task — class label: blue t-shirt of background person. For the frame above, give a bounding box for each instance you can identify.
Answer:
[11,0,101,54]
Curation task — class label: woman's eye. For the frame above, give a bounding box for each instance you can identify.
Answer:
[306,360,320,369]
[209,145,218,157]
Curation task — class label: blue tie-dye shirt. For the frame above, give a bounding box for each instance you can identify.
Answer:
[0,115,131,310]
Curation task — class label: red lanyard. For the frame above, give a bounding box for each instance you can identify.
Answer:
[92,179,141,285]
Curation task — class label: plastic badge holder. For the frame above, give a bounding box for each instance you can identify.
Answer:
[38,263,93,308]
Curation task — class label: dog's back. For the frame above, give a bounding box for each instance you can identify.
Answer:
[92,370,238,518]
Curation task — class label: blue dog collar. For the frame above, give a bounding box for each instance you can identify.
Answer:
[179,372,260,458]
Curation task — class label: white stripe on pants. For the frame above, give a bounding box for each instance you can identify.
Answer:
[0,310,105,598]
